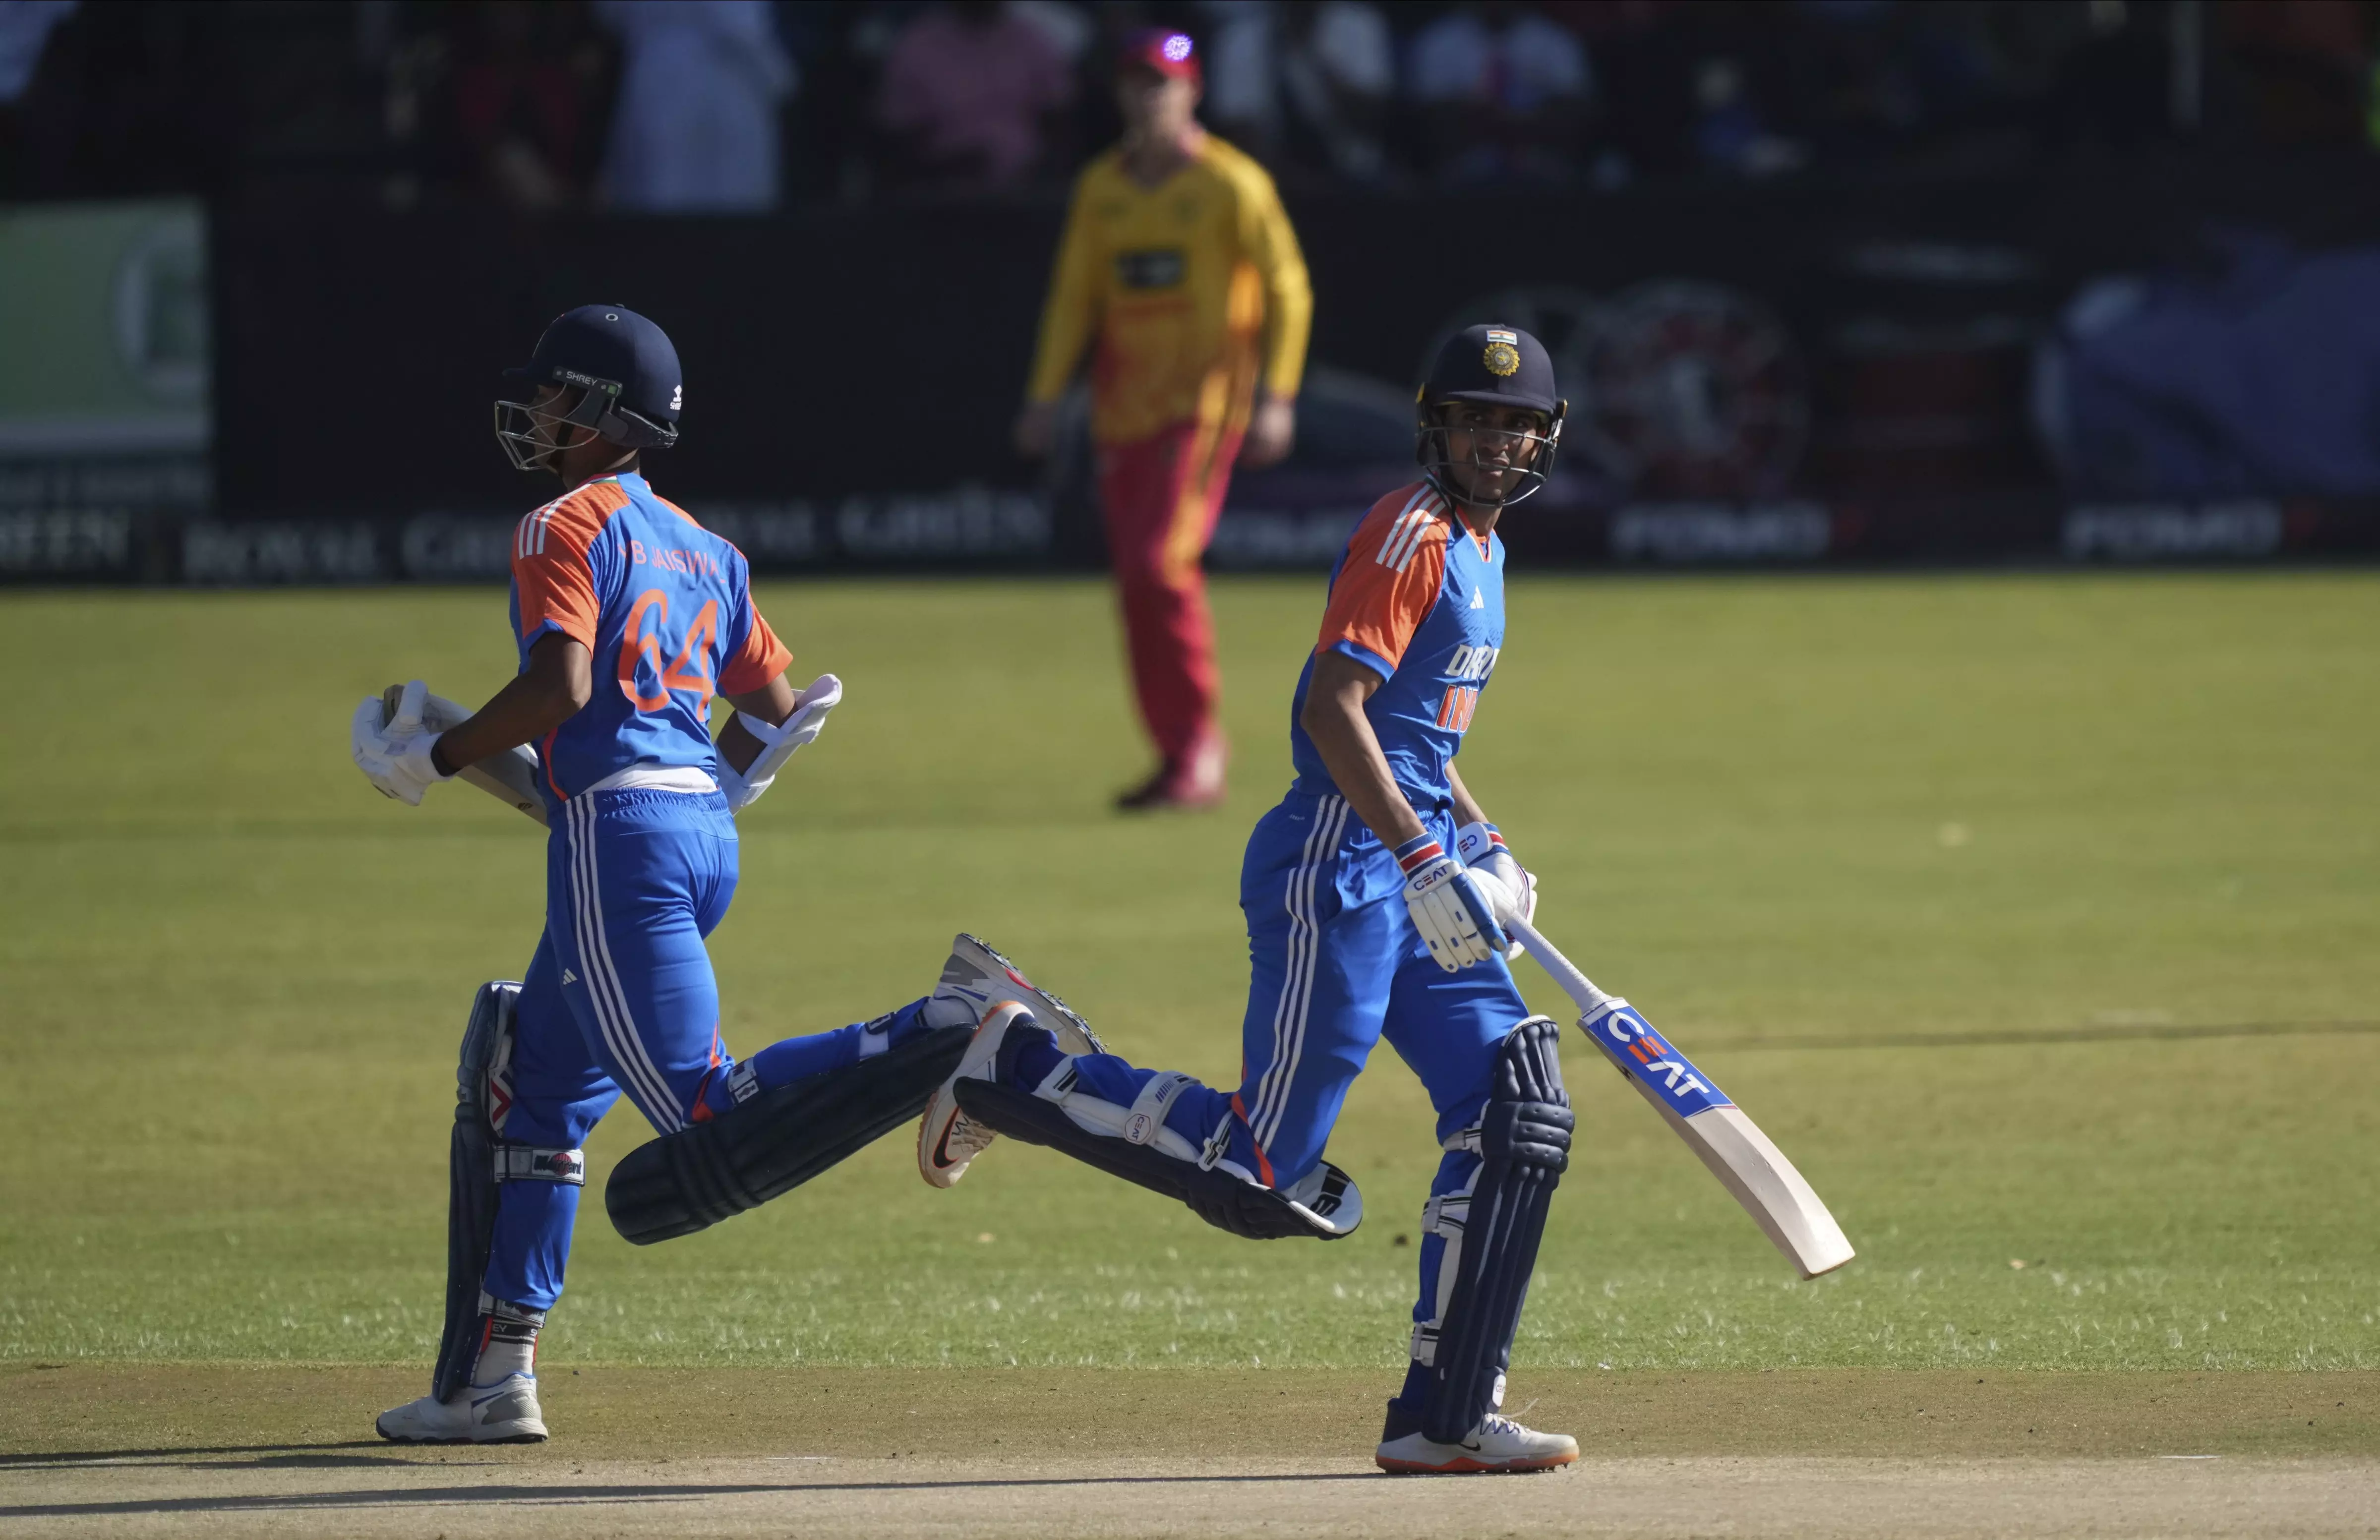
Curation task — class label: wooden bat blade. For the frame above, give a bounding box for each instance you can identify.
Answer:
[1508,916,1854,1279]
[381,684,548,827]
[1583,1013,1854,1278]
[1682,1105,1856,1278]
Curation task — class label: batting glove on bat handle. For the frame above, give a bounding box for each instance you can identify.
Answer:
[1454,821,1537,960]
[1397,834,1506,972]
[351,680,455,807]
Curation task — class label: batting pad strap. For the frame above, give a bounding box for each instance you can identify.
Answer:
[494,1145,586,1185]
[952,1077,1363,1241]
[479,1292,547,1330]
[1123,1071,1197,1147]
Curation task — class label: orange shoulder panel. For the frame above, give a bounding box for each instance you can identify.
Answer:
[718,606,792,698]
[512,480,630,647]
[1314,483,1450,678]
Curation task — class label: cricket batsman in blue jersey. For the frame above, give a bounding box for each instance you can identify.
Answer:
[919,326,1579,1474]
[351,305,1093,1443]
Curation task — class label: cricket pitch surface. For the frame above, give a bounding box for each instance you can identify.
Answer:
[5,1366,2375,1539]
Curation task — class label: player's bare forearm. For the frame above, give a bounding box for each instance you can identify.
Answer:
[1301,651,1428,849]
[716,671,799,774]
[1447,763,1490,831]
[431,634,591,774]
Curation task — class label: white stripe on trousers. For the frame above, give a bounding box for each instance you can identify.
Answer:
[565,794,685,1131]
[1248,795,1350,1153]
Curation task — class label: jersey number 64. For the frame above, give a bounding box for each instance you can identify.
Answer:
[618,588,717,714]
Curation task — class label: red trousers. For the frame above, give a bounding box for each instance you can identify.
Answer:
[1098,417,1244,763]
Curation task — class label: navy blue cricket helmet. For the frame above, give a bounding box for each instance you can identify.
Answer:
[1415,324,1566,509]
[494,304,681,472]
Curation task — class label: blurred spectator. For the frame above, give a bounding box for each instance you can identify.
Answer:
[1692,55,1805,175]
[1407,0,1593,184]
[447,1,613,211]
[875,0,1077,189]
[0,0,71,190]
[0,0,234,199]
[596,0,793,212]
[1205,0,1397,186]
[0,0,73,104]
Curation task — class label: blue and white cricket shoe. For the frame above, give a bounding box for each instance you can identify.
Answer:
[375,1374,548,1444]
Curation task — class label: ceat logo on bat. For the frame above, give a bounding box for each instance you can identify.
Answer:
[1586,1001,1733,1115]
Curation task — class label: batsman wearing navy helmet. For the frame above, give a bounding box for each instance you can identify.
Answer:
[351,305,1099,1442]
[918,326,1579,1473]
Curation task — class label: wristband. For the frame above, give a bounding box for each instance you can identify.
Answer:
[1394,833,1445,875]
[428,736,457,778]
[1453,821,1507,863]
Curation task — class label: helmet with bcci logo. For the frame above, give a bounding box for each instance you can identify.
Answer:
[494,304,682,473]
[1415,323,1566,509]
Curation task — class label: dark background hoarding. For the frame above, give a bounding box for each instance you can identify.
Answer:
[10,0,2380,579]
[192,148,2380,578]
[213,149,2380,516]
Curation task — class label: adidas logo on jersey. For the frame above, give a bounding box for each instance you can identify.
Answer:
[1446,643,1499,683]
[1470,588,1485,609]
[561,969,579,986]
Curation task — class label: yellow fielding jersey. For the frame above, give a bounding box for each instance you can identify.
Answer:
[1025,134,1313,447]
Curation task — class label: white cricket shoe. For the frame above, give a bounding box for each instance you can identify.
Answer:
[918,1000,1042,1188]
[375,1373,548,1444]
[1376,1413,1578,1475]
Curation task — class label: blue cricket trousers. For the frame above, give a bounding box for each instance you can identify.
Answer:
[1055,788,1540,1351]
[482,786,918,1309]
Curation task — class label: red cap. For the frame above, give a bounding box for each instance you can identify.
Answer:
[1120,28,1199,81]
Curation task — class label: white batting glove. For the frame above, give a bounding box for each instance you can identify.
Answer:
[350,679,454,807]
[1454,821,1537,959]
[718,673,842,814]
[1396,832,1506,972]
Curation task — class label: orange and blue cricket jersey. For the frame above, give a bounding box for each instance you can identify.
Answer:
[479,471,933,1315]
[1290,481,1504,804]
[507,471,789,812]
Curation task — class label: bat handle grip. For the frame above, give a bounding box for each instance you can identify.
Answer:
[1506,914,1616,1016]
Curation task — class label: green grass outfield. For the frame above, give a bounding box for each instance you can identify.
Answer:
[1,573,2374,1376]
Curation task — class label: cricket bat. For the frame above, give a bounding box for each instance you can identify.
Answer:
[380,684,548,827]
[1507,914,1854,1279]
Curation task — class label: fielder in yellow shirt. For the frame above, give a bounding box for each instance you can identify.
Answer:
[1016,28,1313,810]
